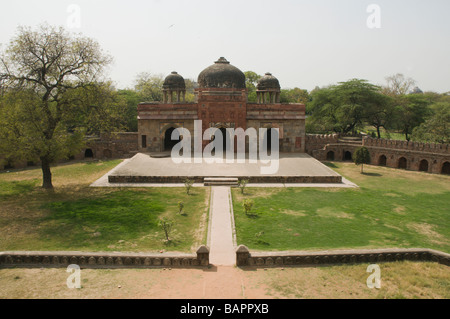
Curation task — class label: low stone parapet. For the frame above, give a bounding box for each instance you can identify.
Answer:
[235,245,450,267]
[108,175,342,184]
[0,245,210,269]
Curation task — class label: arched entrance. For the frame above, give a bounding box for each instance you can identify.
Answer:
[212,127,231,153]
[4,161,14,169]
[419,159,429,172]
[263,129,273,154]
[378,155,387,166]
[326,151,335,161]
[442,162,450,175]
[343,151,352,161]
[164,127,181,151]
[398,157,407,169]
[84,149,94,158]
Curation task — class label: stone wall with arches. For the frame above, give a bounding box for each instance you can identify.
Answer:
[309,136,450,175]
[362,138,450,174]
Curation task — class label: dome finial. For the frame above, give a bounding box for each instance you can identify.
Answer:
[215,57,230,64]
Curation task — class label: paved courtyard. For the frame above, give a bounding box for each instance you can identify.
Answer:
[91,152,358,187]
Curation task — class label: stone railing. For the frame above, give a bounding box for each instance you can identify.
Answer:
[235,245,450,267]
[363,137,450,154]
[0,245,210,269]
[305,134,340,155]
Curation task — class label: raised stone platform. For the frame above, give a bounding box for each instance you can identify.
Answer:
[106,152,343,185]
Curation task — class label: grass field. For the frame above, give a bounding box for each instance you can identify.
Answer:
[0,160,209,252]
[232,162,450,253]
[0,261,448,299]
[363,127,407,140]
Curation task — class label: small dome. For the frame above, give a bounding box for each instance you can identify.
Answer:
[198,57,246,89]
[257,72,280,90]
[163,71,185,90]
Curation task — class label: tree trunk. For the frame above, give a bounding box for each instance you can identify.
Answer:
[41,158,53,189]
[361,164,364,174]
[376,126,381,139]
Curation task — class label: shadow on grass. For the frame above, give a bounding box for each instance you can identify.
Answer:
[0,180,40,197]
[323,162,338,168]
[187,192,199,197]
[162,239,180,247]
[362,172,382,177]
[38,190,166,248]
[245,213,260,219]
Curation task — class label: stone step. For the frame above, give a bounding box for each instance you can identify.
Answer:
[205,182,239,187]
[204,177,239,182]
[204,177,239,187]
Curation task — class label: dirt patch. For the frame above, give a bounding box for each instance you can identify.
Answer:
[279,209,307,217]
[315,207,354,219]
[393,205,406,215]
[407,223,449,245]
[190,187,210,251]
[0,266,274,299]
[385,193,401,198]
[1,262,448,299]
[384,224,404,232]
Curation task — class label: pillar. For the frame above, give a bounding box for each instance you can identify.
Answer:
[196,245,210,266]
[236,245,250,266]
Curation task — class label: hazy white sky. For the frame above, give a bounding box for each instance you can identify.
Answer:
[1,0,449,92]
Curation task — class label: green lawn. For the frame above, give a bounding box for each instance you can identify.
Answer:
[0,160,209,252]
[232,162,450,253]
[363,126,406,140]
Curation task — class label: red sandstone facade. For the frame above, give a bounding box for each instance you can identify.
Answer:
[137,58,306,153]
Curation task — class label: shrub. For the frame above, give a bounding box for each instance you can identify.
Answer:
[159,217,174,242]
[353,146,371,173]
[178,201,184,215]
[238,179,248,195]
[184,179,194,195]
[243,199,254,216]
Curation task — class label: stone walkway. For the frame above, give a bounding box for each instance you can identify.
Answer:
[208,187,236,266]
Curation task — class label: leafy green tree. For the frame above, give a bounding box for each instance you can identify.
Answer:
[333,79,384,134]
[244,71,261,103]
[117,89,140,132]
[307,80,385,135]
[62,82,130,135]
[364,93,394,138]
[134,72,164,102]
[0,24,112,189]
[412,102,450,144]
[280,88,310,104]
[306,86,337,133]
[184,78,198,103]
[353,147,371,173]
[392,94,431,141]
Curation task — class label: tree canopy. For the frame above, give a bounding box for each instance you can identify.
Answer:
[0,24,113,188]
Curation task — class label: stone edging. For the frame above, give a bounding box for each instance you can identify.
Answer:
[235,246,450,267]
[0,246,210,269]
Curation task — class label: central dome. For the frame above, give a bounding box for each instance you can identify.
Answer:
[198,57,246,89]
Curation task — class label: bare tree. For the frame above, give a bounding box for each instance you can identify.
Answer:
[0,24,112,189]
[383,73,416,96]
